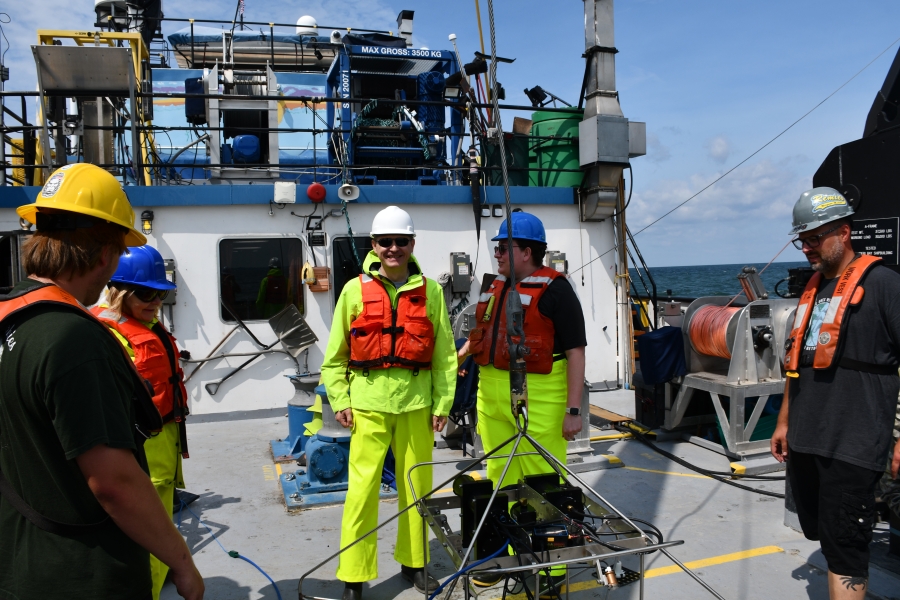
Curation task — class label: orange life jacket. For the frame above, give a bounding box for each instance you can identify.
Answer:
[0,283,162,536]
[468,266,562,374]
[348,274,435,372]
[91,307,189,425]
[0,283,161,434]
[785,254,891,374]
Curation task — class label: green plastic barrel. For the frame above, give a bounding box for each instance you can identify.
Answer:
[529,108,584,188]
[483,133,529,186]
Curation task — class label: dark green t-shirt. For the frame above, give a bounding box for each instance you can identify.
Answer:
[0,280,151,600]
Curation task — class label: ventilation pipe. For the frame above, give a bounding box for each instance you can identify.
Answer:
[579,0,645,220]
[396,10,414,47]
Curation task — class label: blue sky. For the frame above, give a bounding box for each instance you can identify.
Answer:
[3,1,900,266]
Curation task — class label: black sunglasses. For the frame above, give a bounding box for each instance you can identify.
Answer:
[493,244,522,255]
[792,224,842,250]
[131,287,169,302]
[375,237,411,248]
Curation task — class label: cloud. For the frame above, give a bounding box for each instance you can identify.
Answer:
[628,157,811,231]
[645,132,671,163]
[706,135,731,164]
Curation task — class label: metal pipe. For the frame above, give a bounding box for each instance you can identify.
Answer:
[184,325,238,383]
[159,16,391,34]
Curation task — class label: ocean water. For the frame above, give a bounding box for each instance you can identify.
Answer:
[629,261,809,299]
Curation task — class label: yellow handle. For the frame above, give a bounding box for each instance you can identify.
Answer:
[483,295,495,322]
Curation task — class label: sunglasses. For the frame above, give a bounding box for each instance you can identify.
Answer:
[375,237,411,248]
[493,244,522,255]
[792,224,842,250]
[131,287,169,302]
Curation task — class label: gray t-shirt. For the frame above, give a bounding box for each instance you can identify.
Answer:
[788,264,900,472]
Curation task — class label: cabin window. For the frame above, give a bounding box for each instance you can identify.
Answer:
[218,237,305,322]
[331,236,373,304]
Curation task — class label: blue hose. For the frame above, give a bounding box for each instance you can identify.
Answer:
[179,501,284,600]
[427,541,511,600]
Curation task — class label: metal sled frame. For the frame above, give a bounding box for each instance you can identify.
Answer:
[296,406,729,600]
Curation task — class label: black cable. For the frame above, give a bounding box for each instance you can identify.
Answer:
[622,425,786,480]
[774,278,788,298]
[619,426,786,498]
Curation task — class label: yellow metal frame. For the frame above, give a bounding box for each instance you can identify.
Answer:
[36,30,154,185]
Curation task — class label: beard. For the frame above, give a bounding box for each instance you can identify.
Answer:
[809,240,845,274]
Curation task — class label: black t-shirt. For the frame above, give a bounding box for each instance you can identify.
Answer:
[788,264,900,472]
[537,277,588,354]
[0,280,151,599]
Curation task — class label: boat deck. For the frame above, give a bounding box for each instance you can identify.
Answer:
[160,394,900,600]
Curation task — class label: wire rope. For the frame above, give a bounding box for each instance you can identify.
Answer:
[689,305,740,359]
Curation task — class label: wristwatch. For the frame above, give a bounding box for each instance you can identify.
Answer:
[567,407,580,416]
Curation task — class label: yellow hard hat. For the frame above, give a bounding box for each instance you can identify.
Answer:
[17,164,147,246]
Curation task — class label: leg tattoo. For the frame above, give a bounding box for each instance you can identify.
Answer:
[839,575,867,591]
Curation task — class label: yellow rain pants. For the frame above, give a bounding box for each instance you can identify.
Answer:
[477,360,568,576]
[476,360,568,486]
[145,421,185,600]
[336,406,433,582]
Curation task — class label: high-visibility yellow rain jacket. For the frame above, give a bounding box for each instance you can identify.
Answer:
[321,251,456,416]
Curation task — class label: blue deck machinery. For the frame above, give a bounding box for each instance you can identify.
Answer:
[325,41,463,185]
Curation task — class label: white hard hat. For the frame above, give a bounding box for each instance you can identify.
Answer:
[371,206,415,237]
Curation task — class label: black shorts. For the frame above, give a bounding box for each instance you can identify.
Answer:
[788,451,882,578]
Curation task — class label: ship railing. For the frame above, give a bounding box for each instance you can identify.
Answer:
[1,89,587,187]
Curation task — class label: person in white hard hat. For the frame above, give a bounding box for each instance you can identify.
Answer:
[321,206,457,600]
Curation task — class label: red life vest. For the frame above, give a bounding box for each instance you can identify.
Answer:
[785,254,884,374]
[0,283,161,434]
[468,266,561,374]
[348,274,435,371]
[91,307,189,424]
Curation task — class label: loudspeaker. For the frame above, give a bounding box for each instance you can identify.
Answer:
[338,184,360,201]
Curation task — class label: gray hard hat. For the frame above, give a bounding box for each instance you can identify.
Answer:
[789,187,854,235]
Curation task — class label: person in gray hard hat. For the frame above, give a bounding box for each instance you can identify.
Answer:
[772,186,900,600]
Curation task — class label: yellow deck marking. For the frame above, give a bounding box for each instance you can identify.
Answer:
[262,465,276,481]
[589,432,632,441]
[495,545,783,599]
[623,466,710,480]
[639,545,783,579]
[275,463,283,476]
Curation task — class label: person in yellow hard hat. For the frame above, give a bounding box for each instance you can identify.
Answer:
[0,164,204,600]
[321,206,457,600]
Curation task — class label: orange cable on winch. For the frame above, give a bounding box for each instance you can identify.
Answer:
[690,305,740,359]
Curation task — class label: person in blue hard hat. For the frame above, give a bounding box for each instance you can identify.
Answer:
[458,211,586,596]
[92,245,191,600]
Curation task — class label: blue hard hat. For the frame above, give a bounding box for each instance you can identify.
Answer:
[491,212,547,243]
[110,245,176,291]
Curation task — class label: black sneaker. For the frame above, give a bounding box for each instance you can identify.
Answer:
[341,582,362,600]
[400,565,439,595]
